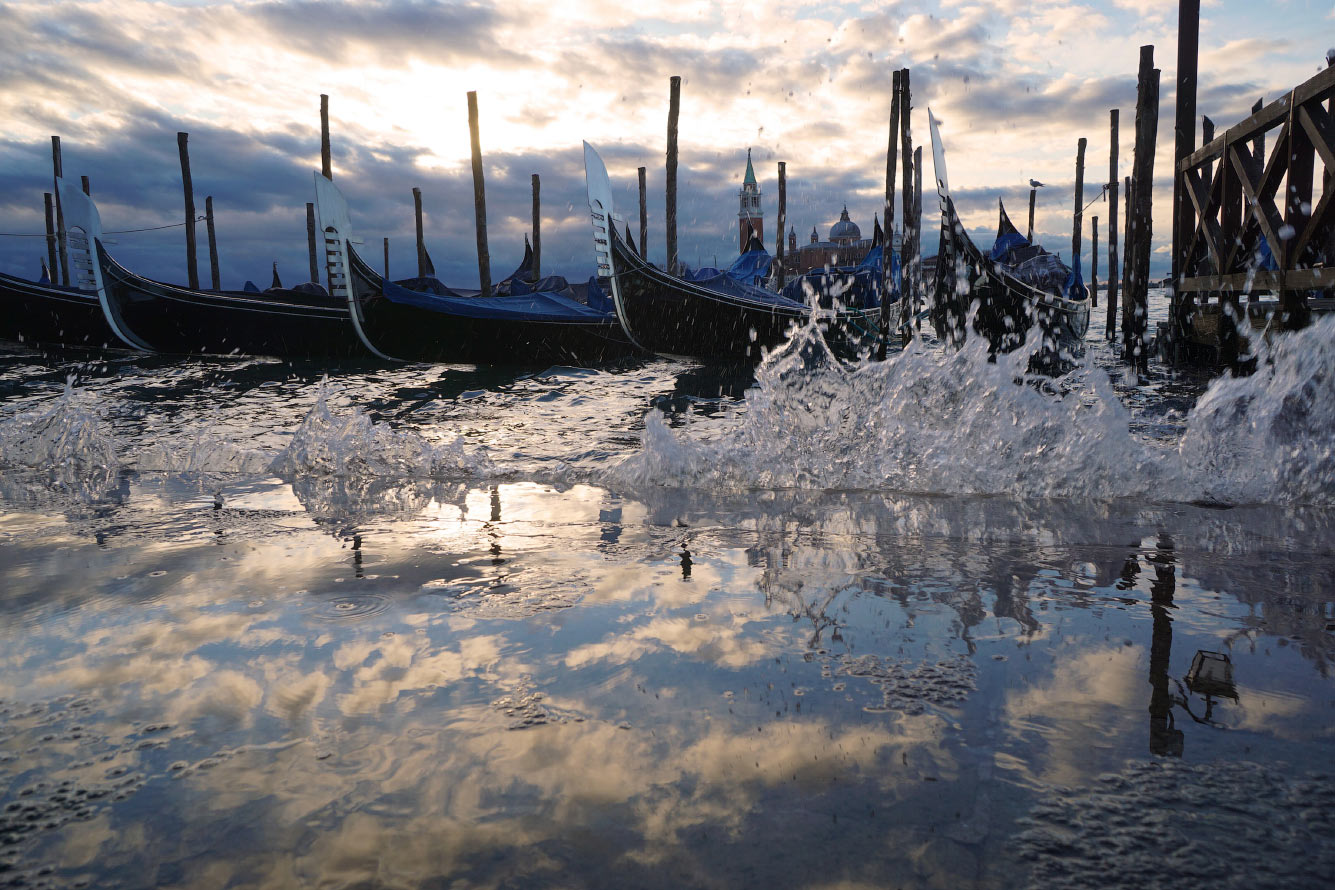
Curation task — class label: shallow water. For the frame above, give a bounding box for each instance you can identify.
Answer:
[1,294,1332,889]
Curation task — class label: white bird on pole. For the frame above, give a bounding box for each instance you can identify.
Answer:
[1029,179,1046,188]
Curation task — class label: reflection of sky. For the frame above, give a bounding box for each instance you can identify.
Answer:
[1,478,1332,886]
[2,1,1329,285]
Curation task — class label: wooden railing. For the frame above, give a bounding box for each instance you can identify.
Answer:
[1174,63,1334,328]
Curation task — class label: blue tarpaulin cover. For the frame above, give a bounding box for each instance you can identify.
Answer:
[781,243,895,309]
[382,276,616,322]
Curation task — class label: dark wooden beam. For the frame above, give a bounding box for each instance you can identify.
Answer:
[51,136,69,286]
[177,132,200,290]
[413,187,425,278]
[776,161,787,288]
[43,192,58,284]
[1106,109,1120,340]
[205,196,220,290]
[320,94,332,180]
[637,166,648,260]
[531,173,541,282]
[467,91,491,296]
[666,75,681,275]
[879,69,900,359]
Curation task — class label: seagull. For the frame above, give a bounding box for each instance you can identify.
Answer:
[1028,179,1046,188]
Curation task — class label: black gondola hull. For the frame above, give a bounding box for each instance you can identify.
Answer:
[347,250,637,365]
[607,229,881,361]
[0,271,126,351]
[99,248,367,359]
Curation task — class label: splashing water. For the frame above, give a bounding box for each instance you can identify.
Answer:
[617,315,1335,507]
[0,376,119,476]
[268,377,488,481]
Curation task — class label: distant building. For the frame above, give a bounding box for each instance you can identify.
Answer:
[731,151,900,274]
[737,149,763,253]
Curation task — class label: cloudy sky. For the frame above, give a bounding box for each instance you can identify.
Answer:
[1,0,1330,288]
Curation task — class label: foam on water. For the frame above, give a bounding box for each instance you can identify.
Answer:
[617,315,1335,507]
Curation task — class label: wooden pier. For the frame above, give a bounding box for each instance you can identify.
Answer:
[1169,11,1334,367]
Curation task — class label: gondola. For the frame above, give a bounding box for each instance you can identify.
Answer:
[313,173,637,365]
[926,111,1090,364]
[583,142,883,361]
[58,179,368,360]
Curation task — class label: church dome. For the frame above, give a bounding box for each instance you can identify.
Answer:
[829,206,861,244]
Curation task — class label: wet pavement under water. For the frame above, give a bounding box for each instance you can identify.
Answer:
[0,297,1332,889]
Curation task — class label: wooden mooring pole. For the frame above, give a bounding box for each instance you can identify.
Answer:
[306,202,320,285]
[900,68,914,340]
[911,144,923,324]
[205,196,220,290]
[1106,110,1120,340]
[43,193,58,283]
[176,132,200,290]
[413,187,426,278]
[776,161,787,288]
[1072,136,1087,287]
[1121,173,1132,339]
[531,173,541,282]
[80,176,90,196]
[383,237,389,280]
[1170,0,1199,347]
[51,136,69,286]
[666,75,681,275]
[320,94,332,181]
[1091,216,1100,307]
[1027,188,1036,243]
[1124,45,1159,370]
[879,68,900,360]
[466,91,491,296]
[637,166,648,260]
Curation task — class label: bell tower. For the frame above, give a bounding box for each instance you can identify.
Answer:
[737,148,763,253]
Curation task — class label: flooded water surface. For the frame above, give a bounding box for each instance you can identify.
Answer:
[1,306,1333,889]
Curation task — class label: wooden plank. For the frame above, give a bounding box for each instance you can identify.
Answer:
[80,175,90,196]
[666,75,681,275]
[1178,268,1333,292]
[177,132,200,290]
[1229,142,1287,263]
[1027,188,1036,242]
[1179,67,1335,171]
[1183,167,1223,271]
[466,90,491,297]
[1297,102,1335,179]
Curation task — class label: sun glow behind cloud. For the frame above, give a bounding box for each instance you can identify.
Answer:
[0,0,1328,285]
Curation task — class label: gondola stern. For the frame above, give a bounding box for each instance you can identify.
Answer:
[582,142,641,350]
[313,171,399,361]
[54,177,153,351]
